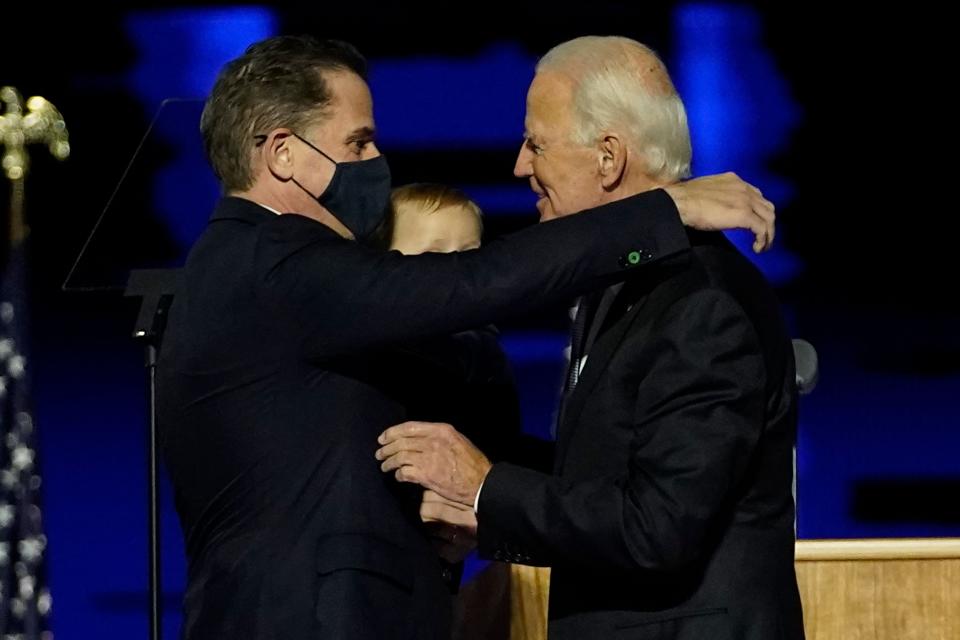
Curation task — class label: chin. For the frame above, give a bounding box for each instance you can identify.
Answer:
[536,199,557,221]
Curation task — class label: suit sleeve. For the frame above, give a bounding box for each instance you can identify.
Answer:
[257,189,688,356]
[499,435,555,474]
[476,289,766,572]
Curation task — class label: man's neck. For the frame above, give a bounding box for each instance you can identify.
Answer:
[595,188,661,211]
[600,174,672,208]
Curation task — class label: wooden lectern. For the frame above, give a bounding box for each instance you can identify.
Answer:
[503,538,960,639]
[795,538,960,640]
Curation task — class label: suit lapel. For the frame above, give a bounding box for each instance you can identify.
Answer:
[554,280,651,472]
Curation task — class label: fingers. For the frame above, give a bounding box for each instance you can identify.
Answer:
[379,450,417,473]
[420,501,475,527]
[422,490,472,511]
[376,422,453,462]
[762,204,775,250]
[378,421,430,445]
[676,173,777,253]
[753,210,774,253]
[379,421,454,446]
[753,190,775,252]
[750,187,775,225]
[393,464,423,485]
[749,214,770,254]
[375,437,423,462]
[376,422,490,505]
[753,187,775,219]
[421,496,472,523]
[741,182,774,253]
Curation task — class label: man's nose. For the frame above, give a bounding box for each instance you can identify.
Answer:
[514,143,533,178]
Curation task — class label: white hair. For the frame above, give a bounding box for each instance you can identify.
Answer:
[537,36,692,181]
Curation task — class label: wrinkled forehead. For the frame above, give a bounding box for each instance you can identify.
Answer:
[524,71,576,135]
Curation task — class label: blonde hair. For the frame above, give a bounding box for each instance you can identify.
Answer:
[374,183,483,248]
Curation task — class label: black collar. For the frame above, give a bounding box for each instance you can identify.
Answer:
[208,197,340,240]
[208,196,280,225]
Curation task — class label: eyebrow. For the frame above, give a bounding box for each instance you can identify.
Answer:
[523,135,543,152]
[345,126,376,142]
[523,129,544,143]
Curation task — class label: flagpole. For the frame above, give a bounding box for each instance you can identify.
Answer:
[0,86,68,639]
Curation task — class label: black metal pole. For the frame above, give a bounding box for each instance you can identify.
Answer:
[146,342,161,640]
[126,268,180,640]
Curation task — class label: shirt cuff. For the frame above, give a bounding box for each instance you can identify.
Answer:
[474,480,484,514]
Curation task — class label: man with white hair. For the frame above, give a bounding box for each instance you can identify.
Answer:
[378,35,805,639]
[160,35,782,640]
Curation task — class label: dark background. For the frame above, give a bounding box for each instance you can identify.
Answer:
[3,2,957,637]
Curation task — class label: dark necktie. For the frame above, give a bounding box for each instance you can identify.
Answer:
[555,284,625,436]
[565,291,601,392]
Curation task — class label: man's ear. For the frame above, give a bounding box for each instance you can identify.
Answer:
[598,132,627,190]
[260,129,296,181]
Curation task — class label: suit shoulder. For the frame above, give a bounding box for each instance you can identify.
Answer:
[683,237,794,373]
[652,285,756,338]
[687,233,777,300]
[633,236,790,347]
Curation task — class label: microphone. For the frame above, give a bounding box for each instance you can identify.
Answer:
[792,339,819,395]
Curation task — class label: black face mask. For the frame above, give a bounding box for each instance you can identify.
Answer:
[291,133,392,241]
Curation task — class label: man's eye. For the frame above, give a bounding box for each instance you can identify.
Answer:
[525,138,544,156]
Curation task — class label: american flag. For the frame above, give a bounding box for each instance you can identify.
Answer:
[0,240,52,638]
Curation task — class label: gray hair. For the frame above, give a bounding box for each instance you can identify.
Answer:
[537,36,692,181]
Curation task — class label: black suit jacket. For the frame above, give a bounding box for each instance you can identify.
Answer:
[376,327,522,592]
[478,229,805,639]
[378,327,522,465]
[157,193,689,639]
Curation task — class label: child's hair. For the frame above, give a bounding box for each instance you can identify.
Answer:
[373,183,483,249]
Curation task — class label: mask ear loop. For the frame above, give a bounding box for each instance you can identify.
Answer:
[292,132,337,164]
[252,132,336,165]
[289,132,340,201]
[251,132,338,201]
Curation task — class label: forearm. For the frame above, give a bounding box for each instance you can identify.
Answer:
[293,189,689,355]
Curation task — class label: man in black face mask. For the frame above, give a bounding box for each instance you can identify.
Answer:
[285,131,392,240]
[158,35,777,640]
